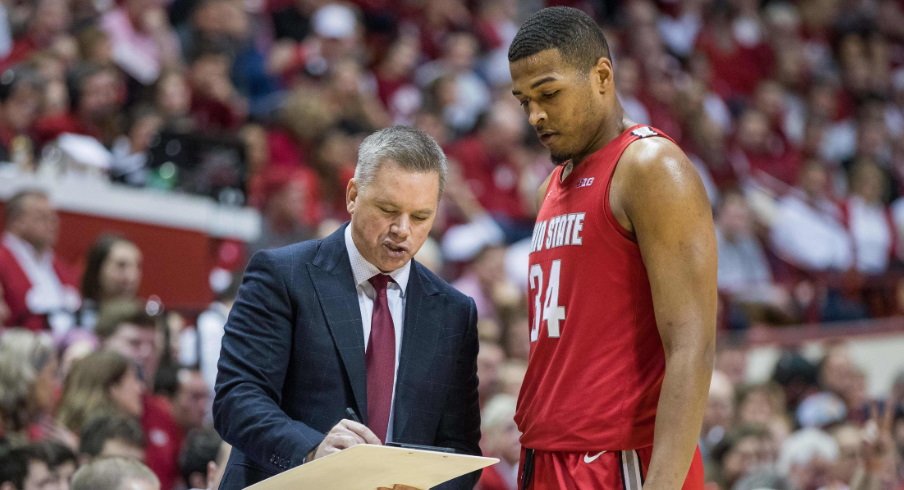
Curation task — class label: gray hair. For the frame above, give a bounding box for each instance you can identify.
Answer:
[354,126,447,194]
[0,329,55,432]
[72,457,160,490]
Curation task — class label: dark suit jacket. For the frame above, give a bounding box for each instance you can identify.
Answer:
[213,225,481,489]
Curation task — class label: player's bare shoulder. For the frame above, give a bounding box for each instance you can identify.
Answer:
[610,129,708,234]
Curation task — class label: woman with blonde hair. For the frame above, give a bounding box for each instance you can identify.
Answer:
[57,350,144,436]
[0,328,64,443]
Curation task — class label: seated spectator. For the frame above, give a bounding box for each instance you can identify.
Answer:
[415,31,491,134]
[0,0,73,72]
[0,65,43,169]
[177,271,239,407]
[0,329,66,445]
[0,442,59,490]
[71,457,159,490]
[177,429,221,490]
[0,189,79,333]
[94,301,159,384]
[842,160,896,275]
[777,428,840,490]
[831,423,866,487]
[33,63,124,150]
[152,70,194,133]
[78,414,145,464]
[40,441,76,490]
[445,101,534,240]
[164,369,209,435]
[814,342,874,421]
[372,34,422,124]
[452,244,520,331]
[476,341,504,408]
[476,394,519,490]
[694,1,774,103]
[78,237,143,331]
[109,106,163,187]
[247,167,315,257]
[715,191,796,328]
[770,350,819,413]
[730,107,802,189]
[57,351,144,438]
[182,0,280,118]
[770,161,854,272]
[94,301,179,490]
[714,343,748,386]
[736,382,787,429]
[701,370,735,471]
[184,42,246,133]
[99,0,180,86]
[710,424,774,489]
[323,58,390,133]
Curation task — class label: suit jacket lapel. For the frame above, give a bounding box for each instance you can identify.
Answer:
[392,263,443,439]
[308,226,368,420]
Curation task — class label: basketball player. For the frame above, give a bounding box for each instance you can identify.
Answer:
[508,7,717,489]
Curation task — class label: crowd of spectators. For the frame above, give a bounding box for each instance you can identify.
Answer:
[1,0,904,489]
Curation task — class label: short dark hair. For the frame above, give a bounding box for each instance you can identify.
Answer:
[508,7,610,71]
[4,189,48,225]
[178,428,222,487]
[0,443,52,490]
[79,413,145,458]
[38,440,77,469]
[95,300,157,341]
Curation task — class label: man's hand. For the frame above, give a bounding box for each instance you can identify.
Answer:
[377,485,421,490]
[309,419,381,461]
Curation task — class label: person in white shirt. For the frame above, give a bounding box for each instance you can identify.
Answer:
[770,162,854,272]
[0,189,80,333]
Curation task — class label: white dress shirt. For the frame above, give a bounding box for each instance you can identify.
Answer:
[3,232,80,334]
[344,225,410,441]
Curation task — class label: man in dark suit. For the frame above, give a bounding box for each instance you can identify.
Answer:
[213,126,481,490]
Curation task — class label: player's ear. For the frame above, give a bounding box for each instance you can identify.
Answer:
[593,57,613,94]
[346,178,359,214]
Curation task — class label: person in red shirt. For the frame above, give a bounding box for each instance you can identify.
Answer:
[32,63,125,149]
[95,300,181,490]
[0,189,79,332]
[508,7,717,489]
[0,65,43,169]
[446,101,535,241]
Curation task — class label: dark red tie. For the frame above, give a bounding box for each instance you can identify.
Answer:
[366,274,395,443]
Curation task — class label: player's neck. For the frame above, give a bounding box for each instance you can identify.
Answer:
[571,111,633,168]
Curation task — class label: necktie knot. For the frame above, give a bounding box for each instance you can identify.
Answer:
[369,274,392,292]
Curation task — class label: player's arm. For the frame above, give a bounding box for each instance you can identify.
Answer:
[613,138,717,490]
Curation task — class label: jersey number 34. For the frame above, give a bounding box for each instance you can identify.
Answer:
[528,259,566,341]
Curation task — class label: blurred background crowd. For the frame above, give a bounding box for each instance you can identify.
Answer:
[1,0,903,489]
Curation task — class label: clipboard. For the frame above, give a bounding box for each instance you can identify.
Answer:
[244,444,498,490]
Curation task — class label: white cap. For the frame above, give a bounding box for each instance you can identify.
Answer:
[312,4,357,39]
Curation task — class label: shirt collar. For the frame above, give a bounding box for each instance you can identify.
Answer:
[344,225,410,296]
[3,232,51,264]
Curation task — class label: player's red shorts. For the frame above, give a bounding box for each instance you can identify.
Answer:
[518,446,704,489]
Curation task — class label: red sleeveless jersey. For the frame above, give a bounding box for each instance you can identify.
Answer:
[515,125,673,451]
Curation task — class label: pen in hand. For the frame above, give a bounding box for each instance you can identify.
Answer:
[343,407,382,446]
[345,407,362,424]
